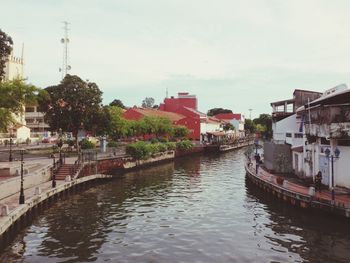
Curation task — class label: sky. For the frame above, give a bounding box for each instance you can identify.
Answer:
[2,0,350,118]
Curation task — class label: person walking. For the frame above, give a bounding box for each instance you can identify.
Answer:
[315,171,322,191]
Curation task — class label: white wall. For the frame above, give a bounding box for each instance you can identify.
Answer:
[16,126,31,143]
[200,122,221,134]
[273,114,303,147]
[335,146,350,189]
[292,152,303,176]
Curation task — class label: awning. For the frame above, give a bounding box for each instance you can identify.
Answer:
[291,146,303,153]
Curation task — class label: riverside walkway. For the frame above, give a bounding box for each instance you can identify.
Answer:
[246,160,350,217]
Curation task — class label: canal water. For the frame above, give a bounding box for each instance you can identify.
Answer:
[1,149,350,262]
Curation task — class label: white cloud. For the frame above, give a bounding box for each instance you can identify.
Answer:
[2,0,350,117]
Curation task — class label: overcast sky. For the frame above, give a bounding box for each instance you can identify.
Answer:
[2,0,350,118]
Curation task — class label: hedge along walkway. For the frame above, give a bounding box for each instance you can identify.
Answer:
[248,160,350,210]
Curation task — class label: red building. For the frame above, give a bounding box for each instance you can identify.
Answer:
[159,92,222,140]
[160,92,197,112]
[123,107,200,140]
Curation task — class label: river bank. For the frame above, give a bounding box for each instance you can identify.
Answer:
[245,160,350,218]
[0,141,252,250]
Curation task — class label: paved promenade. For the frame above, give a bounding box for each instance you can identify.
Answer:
[248,160,350,209]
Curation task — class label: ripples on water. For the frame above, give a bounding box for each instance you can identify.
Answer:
[1,150,350,263]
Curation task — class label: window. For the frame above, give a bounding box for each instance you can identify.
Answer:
[338,140,350,146]
[286,133,292,137]
[294,133,303,138]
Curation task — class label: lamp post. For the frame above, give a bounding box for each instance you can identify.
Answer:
[325,147,340,202]
[9,129,13,162]
[52,145,56,188]
[19,148,25,204]
[58,128,63,165]
[254,139,259,174]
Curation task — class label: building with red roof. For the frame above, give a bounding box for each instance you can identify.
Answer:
[214,112,245,137]
[159,92,224,141]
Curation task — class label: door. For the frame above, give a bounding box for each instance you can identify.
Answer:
[319,155,330,186]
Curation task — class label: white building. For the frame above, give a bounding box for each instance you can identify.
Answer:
[266,89,322,174]
[298,84,350,189]
[3,48,24,81]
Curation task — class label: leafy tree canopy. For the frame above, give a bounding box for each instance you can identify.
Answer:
[38,74,103,138]
[244,119,256,134]
[109,99,126,109]
[253,113,272,138]
[207,108,232,116]
[0,29,13,80]
[141,97,155,108]
[0,79,38,131]
[223,122,235,131]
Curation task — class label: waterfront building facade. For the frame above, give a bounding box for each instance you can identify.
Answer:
[266,89,322,174]
[159,92,225,141]
[213,113,245,138]
[297,84,350,189]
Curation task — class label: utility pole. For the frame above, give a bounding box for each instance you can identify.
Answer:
[248,108,253,120]
[59,21,71,79]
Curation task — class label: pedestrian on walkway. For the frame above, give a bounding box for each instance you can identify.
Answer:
[315,171,322,191]
[255,153,261,174]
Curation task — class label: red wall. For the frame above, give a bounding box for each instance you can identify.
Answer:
[160,97,197,112]
[177,116,200,140]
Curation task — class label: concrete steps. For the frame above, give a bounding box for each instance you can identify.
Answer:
[55,164,74,180]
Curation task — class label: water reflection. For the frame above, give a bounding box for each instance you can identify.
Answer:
[245,179,350,263]
[1,150,350,263]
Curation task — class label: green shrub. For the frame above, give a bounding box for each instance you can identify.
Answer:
[148,143,160,155]
[158,137,169,143]
[107,141,119,147]
[158,143,167,152]
[80,139,95,150]
[165,142,176,151]
[67,140,75,147]
[150,137,159,144]
[126,141,151,160]
[126,141,174,159]
[176,140,193,151]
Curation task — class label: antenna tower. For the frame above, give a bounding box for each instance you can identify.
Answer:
[59,21,71,79]
[248,108,253,120]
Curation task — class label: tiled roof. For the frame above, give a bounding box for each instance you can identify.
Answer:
[183,107,206,117]
[214,113,242,120]
[132,108,185,122]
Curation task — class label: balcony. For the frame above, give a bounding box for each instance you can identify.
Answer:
[305,104,350,138]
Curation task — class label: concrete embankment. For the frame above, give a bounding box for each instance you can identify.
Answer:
[0,174,112,249]
[245,161,350,218]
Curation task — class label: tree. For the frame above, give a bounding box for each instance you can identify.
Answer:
[38,74,103,144]
[109,99,126,109]
[141,97,155,108]
[253,113,272,138]
[223,122,235,131]
[104,106,128,139]
[0,79,38,131]
[244,119,256,134]
[207,108,232,116]
[173,125,189,139]
[0,29,13,80]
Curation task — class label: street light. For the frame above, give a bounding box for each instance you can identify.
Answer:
[19,148,25,204]
[9,129,13,162]
[325,147,341,202]
[254,139,260,174]
[58,128,63,165]
[52,145,56,188]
